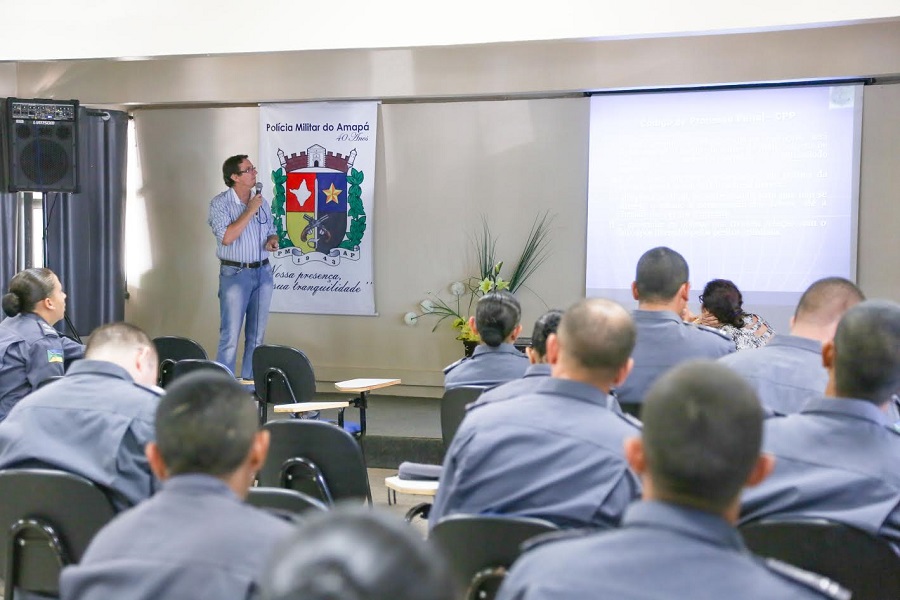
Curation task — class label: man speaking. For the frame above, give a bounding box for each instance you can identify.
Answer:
[208,155,279,380]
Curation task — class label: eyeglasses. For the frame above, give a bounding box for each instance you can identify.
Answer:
[698,295,705,304]
[237,166,257,175]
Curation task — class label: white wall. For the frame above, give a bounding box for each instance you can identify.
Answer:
[0,64,16,97]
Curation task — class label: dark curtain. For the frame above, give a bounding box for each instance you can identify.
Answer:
[44,108,129,339]
[0,192,20,323]
[0,98,18,322]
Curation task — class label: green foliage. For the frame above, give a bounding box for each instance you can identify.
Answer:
[270,168,291,248]
[339,168,366,250]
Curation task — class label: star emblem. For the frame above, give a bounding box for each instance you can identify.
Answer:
[323,183,343,204]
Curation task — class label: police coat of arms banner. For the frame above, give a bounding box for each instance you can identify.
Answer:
[259,102,378,315]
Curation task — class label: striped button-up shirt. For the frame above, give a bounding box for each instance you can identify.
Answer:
[208,187,276,264]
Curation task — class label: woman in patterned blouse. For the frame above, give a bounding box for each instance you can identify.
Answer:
[695,279,775,350]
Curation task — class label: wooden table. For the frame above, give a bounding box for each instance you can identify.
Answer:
[272,377,400,438]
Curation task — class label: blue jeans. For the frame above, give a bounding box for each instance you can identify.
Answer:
[216,263,273,379]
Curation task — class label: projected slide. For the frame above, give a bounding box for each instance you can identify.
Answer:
[585,84,862,314]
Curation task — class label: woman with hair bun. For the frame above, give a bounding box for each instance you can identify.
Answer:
[0,268,85,421]
[694,279,774,350]
[443,291,529,390]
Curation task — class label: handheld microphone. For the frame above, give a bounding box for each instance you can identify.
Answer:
[254,182,264,221]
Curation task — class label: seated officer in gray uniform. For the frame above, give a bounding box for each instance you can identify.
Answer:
[60,372,294,600]
[430,298,642,530]
[614,247,735,414]
[443,291,528,390]
[741,300,900,549]
[0,268,84,422]
[470,308,562,407]
[497,362,845,600]
[719,277,864,415]
[0,322,161,510]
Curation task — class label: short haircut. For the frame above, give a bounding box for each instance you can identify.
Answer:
[557,298,635,379]
[530,309,564,358]
[701,279,744,327]
[86,322,154,358]
[155,372,258,476]
[2,268,56,317]
[222,154,249,188]
[635,247,689,302]
[832,300,900,405]
[642,361,764,512]
[475,291,521,347]
[260,505,456,600]
[794,277,865,328]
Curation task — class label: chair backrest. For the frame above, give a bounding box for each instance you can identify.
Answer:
[153,336,208,387]
[740,518,900,600]
[252,345,318,425]
[246,486,328,519]
[441,386,485,450]
[253,344,316,404]
[429,514,558,600]
[260,420,371,505]
[169,358,234,385]
[0,468,117,597]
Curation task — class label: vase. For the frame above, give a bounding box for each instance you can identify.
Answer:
[462,340,478,357]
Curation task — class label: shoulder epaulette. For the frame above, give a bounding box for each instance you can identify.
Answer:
[694,323,733,341]
[39,322,60,337]
[763,558,850,600]
[134,383,164,397]
[519,528,595,555]
[619,412,643,428]
[443,357,467,374]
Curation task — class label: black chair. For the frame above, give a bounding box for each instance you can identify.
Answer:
[153,335,208,387]
[740,518,899,600]
[252,344,317,425]
[169,358,234,384]
[398,386,486,523]
[247,486,328,519]
[0,468,117,599]
[441,386,486,450]
[259,420,372,506]
[429,514,558,600]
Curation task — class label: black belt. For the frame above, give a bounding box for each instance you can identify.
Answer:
[220,258,269,269]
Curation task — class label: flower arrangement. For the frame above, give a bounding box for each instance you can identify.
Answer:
[404,212,554,343]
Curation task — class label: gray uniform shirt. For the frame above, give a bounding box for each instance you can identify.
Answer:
[443,343,529,391]
[60,474,294,600]
[497,501,837,600]
[615,310,735,405]
[430,377,641,529]
[472,364,625,416]
[719,334,825,415]
[0,312,85,421]
[0,359,160,510]
[740,397,900,549]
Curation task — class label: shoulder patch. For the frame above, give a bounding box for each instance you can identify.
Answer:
[763,558,850,600]
[519,528,593,555]
[47,349,64,363]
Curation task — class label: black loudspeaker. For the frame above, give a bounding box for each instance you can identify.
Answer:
[3,98,79,193]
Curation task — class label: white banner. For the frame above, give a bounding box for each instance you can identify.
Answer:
[259,102,378,315]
